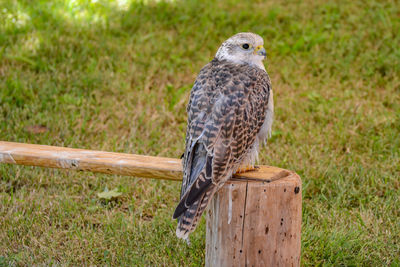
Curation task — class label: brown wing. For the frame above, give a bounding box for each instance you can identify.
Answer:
[173,59,271,239]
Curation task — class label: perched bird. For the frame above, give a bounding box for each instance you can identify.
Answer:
[173,32,274,240]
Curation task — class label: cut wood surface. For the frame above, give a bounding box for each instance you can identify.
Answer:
[206,172,302,267]
[0,141,286,181]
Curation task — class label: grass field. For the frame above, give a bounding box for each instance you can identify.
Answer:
[0,0,399,265]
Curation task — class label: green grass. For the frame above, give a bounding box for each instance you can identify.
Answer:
[0,0,399,265]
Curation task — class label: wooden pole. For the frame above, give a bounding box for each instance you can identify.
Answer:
[0,141,182,181]
[206,170,302,267]
[0,141,302,265]
[0,141,288,182]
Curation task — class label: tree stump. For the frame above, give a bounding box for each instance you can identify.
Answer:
[0,142,302,265]
[205,166,302,267]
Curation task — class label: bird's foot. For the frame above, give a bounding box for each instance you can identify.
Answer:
[235,165,259,174]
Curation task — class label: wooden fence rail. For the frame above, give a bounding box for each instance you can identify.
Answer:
[0,141,302,266]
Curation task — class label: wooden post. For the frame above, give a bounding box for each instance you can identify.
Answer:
[206,167,302,267]
[0,141,302,265]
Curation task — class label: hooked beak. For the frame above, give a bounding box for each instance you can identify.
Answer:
[254,45,267,58]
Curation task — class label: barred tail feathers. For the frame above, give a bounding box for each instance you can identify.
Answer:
[176,186,215,240]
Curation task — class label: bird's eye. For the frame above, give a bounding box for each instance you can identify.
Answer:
[242,43,250,49]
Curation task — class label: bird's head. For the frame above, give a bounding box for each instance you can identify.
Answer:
[215,32,267,70]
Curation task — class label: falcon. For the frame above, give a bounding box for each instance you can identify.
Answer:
[173,32,274,240]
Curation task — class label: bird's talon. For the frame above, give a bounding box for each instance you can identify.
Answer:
[235,165,257,174]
